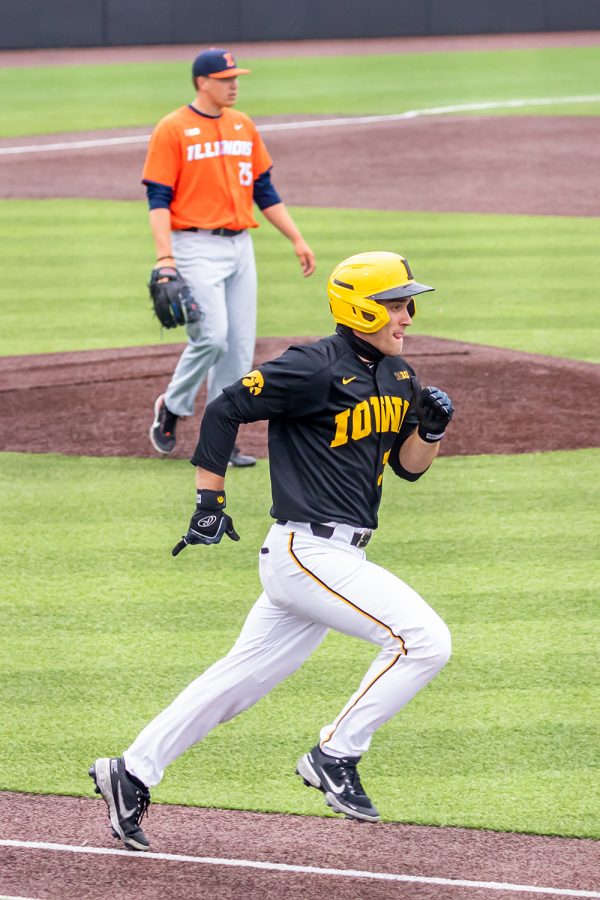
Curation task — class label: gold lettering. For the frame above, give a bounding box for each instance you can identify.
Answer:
[380,396,397,432]
[380,396,408,432]
[398,398,409,429]
[331,397,410,448]
[330,409,351,447]
[369,396,381,432]
[352,400,371,441]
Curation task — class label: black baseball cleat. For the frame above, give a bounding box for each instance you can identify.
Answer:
[89,757,151,851]
[149,394,179,454]
[296,744,380,822]
[228,444,256,467]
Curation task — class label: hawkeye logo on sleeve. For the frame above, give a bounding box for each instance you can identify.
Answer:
[242,369,264,396]
[330,396,409,447]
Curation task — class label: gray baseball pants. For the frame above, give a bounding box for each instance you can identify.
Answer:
[164,229,257,417]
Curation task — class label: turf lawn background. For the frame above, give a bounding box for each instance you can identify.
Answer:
[1,200,599,363]
[1,47,599,137]
[1,449,598,838]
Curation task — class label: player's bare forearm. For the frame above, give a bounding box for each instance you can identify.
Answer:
[149,208,174,263]
[398,429,441,474]
[260,202,315,276]
[260,202,301,241]
[195,467,226,491]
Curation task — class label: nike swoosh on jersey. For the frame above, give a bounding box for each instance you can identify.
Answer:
[117,780,138,819]
[234,123,243,130]
[342,376,357,385]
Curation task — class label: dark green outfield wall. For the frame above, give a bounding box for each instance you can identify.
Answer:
[2,0,600,51]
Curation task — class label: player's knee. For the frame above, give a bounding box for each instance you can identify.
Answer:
[211,330,228,355]
[188,329,228,357]
[429,619,451,670]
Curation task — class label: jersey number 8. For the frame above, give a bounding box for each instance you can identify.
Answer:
[238,162,253,186]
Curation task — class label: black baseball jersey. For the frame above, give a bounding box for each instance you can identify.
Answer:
[192,332,421,528]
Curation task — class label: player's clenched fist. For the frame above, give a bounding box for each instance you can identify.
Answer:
[172,489,240,555]
[411,378,454,443]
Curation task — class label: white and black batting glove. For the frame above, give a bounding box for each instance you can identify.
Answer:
[172,489,240,556]
[414,383,454,442]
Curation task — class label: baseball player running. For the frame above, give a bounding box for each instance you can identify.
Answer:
[145,47,315,464]
[90,251,454,850]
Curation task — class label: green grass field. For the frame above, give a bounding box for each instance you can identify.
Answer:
[1,449,598,837]
[1,42,599,840]
[1,47,599,136]
[2,200,599,362]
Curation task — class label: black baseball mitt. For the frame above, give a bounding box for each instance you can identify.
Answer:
[148,266,200,329]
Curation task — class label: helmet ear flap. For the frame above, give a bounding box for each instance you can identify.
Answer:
[407,298,416,318]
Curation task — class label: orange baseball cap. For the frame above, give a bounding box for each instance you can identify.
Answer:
[192,48,251,79]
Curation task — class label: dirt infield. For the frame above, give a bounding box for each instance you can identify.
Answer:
[1,334,599,459]
[2,791,600,900]
[2,114,600,216]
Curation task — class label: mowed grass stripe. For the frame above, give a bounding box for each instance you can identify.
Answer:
[1,200,599,362]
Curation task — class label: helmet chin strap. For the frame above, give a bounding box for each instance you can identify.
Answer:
[335,324,385,364]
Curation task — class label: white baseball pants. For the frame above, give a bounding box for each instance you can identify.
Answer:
[164,229,257,417]
[124,522,451,788]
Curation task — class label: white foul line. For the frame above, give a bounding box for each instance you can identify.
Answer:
[0,895,46,900]
[0,94,599,156]
[0,133,150,155]
[1,839,599,898]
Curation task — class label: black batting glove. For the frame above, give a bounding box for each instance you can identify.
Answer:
[172,489,240,556]
[412,380,454,443]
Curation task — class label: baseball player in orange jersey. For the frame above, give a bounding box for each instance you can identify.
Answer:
[90,252,454,850]
[145,47,315,463]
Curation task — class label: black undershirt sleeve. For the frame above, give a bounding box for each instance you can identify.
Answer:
[190,394,244,475]
[388,420,429,482]
[190,343,332,475]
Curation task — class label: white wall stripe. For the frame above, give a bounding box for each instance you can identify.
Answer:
[0,839,598,898]
[0,94,599,156]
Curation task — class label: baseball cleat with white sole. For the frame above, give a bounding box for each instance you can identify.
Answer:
[296,743,380,822]
[89,757,151,851]
[149,394,179,455]
[228,445,256,467]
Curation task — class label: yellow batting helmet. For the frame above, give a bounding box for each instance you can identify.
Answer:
[328,251,434,333]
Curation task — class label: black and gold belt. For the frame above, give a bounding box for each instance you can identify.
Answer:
[276,519,372,549]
